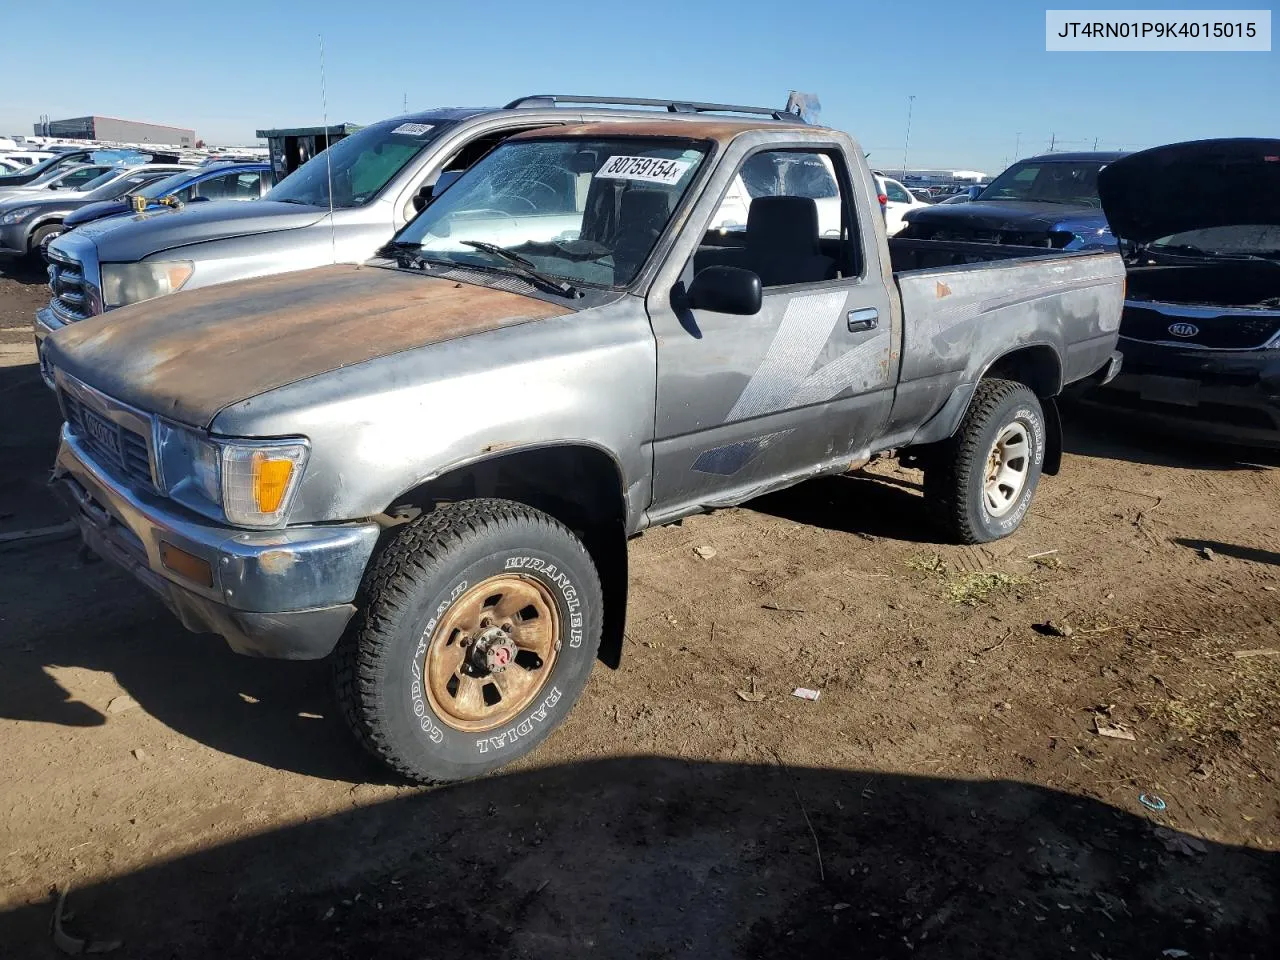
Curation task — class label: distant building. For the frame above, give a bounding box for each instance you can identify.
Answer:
[33,116,195,148]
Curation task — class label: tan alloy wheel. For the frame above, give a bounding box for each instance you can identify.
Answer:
[424,575,561,732]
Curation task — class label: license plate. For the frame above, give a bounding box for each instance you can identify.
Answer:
[82,408,123,460]
[1139,375,1200,407]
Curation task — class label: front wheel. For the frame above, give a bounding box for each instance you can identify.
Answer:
[30,223,63,262]
[924,379,1046,544]
[334,499,603,784]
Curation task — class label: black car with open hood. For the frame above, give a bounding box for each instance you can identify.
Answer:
[1081,138,1280,448]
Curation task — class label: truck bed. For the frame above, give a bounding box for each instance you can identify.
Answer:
[887,236,1089,275]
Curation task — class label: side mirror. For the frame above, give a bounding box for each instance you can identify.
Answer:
[688,266,762,315]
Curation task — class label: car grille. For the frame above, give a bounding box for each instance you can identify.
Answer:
[47,247,91,321]
[62,390,155,491]
[1121,305,1280,350]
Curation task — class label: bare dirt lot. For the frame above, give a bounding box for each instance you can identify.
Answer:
[1,262,1277,958]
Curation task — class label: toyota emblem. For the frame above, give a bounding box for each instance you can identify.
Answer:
[1167,322,1199,338]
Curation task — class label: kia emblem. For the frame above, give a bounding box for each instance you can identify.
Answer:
[1167,322,1199,338]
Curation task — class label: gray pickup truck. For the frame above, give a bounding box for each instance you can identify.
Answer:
[43,115,1125,783]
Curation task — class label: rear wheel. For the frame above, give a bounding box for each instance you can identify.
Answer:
[334,499,603,784]
[924,379,1046,544]
[30,223,62,262]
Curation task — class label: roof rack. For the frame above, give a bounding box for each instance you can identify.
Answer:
[503,95,805,123]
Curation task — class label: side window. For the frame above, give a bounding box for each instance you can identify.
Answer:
[696,149,859,288]
[60,167,105,188]
[192,172,243,200]
[234,172,266,198]
[884,180,912,203]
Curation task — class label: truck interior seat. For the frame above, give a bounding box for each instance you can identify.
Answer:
[612,188,674,279]
[693,196,836,287]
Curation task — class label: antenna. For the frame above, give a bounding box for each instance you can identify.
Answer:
[319,34,337,264]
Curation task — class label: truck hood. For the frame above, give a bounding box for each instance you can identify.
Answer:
[45,264,571,428]
[69,200,329,260]
[63,198,131,228]
[903,200,1105,232]
[1098,138,1280,243]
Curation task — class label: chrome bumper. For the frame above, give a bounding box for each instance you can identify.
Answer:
[52,428,381,659]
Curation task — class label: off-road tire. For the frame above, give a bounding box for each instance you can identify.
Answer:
[30,224,62,261]
[924,379,1046,544]
[333,499,603,784]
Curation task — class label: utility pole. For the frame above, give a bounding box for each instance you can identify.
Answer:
[1049,132,1057,152]
[1013,131,1021,161]
[901,95,916,178]
[403,92,408,112]
[1093,136,1099,150]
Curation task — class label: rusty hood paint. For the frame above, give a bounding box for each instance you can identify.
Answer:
[45,264,571,428]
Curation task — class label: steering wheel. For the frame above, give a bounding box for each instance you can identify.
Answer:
[496,179,561,213]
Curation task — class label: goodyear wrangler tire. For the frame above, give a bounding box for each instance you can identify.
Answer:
[924,379,1046,545]
[334,499,603,784]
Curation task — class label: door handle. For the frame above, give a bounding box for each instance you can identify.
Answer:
[847,308,879,332]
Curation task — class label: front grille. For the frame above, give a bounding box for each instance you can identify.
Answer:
[1121,305,1280,350]
[62,390,155,491]
[47,248,92,321]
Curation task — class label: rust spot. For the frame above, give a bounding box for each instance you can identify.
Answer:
[935,281,952,299]
[257,550,297,576]
[480,440,522,455]
[50,266,571,427]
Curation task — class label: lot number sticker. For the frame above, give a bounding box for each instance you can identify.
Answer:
[391,122,435,136]
[597,155,692,185]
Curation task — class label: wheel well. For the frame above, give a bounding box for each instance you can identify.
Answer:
[983,345,1062,398]
[385,445,629,669]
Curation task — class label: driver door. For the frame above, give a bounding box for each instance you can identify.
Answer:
[644,138,896,523]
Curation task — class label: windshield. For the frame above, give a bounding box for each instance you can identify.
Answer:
[394,136,709,289]
[978,160,1106,206]
[84,170,169,201]
[265,119,450,208]
[1152,224,1280,258]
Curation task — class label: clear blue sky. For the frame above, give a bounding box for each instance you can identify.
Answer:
[3,0,1275,174]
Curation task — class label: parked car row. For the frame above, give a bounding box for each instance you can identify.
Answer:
[34,93,1128,784]
[0,147,272,262]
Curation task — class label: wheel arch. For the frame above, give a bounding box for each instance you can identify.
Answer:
[381,442,632,669]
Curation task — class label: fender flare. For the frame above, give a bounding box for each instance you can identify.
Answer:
[1042,396,1062,476]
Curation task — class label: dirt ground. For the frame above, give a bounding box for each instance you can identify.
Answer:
[1,261,1277,958]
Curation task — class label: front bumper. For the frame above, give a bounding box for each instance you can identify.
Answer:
[1078,337,1280,448]
[0,221,30,256]
[34,307,61,389]
[52,428,382,658]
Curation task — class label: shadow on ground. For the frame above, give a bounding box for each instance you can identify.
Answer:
[745,472,942,544]
[1,757,1274,958]
[0,257,49,285]
[1174,538,1280,567]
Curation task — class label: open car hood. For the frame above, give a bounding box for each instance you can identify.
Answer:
[1098,138,1280,243]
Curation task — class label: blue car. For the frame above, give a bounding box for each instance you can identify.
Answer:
[898,152,1127,250]
[61,162,273,231]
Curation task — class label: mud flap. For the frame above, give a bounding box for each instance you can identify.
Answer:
[1043,397,1063,476]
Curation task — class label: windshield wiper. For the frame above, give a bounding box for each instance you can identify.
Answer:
[377,240,441,270]
[460,240,580,298]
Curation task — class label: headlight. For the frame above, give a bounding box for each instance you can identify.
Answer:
[0,206,39,225]
[155,422,309,528]
[101,260,194,309]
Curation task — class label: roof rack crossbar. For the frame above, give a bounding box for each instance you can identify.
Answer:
[503,95,804,123]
